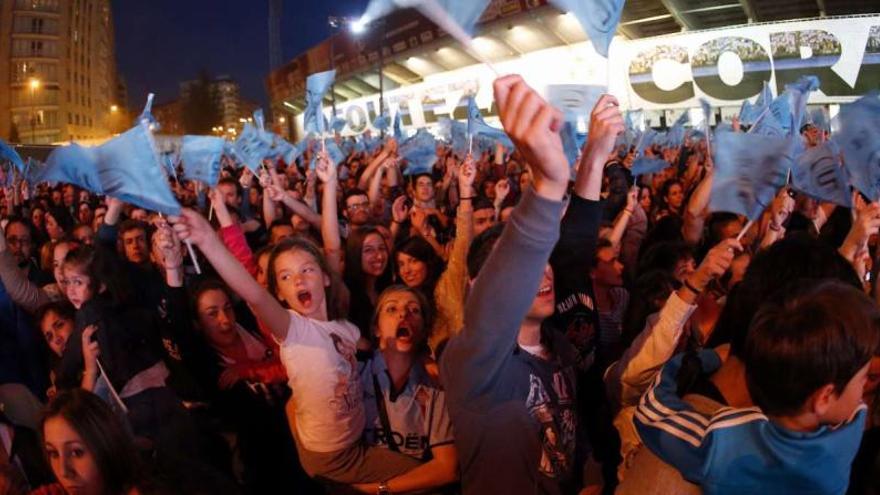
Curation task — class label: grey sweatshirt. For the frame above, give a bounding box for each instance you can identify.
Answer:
[441,188,579,495]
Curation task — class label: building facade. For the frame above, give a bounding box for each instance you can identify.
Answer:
[0,0,121,144]
[152,99,184,136]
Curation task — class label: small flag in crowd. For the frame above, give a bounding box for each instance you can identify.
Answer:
[664,111,689,148]
[710,131,792,219]
[180,135,225,186]
[547,0,625,57]
[393,112,403,141]
[373,111,390,132]
[560,118,580,168]
[303,70,336,136]
[631,157,671,176]
[833,93,880,200]
[330,116,347,133]
[136,93,159,131]
[466,96,510,142]
[791,142,852,207]
[95,123,180,215]
[234,123,274,173]
[32,144,103,193]
[0,139,25,174]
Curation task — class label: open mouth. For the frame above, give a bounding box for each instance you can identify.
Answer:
[296,290,312,306]
[396,325,412,340]
[537,285,552,297]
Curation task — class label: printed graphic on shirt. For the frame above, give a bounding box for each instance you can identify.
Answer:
[330,333,361,416]
[526,370,577,479]
[556,292,597,371]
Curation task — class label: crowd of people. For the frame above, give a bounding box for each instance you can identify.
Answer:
[1,74,879,495]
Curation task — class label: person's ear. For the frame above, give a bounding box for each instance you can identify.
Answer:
[809,383,837,418]
[323,272,331,288]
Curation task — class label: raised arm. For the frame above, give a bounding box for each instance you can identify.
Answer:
[170,209,291,340]
[441,75,569,401]
[682,161,713,245]
[357,145,391,190]
[606,186,638,250]
[315,151,343,275]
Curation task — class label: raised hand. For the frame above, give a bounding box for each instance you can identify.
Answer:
[459,156,476,193]
[688,238,742,293]
[81,325,100,375]
[169,208,218,248]
[239,168,254,189]
[493,75,568,200]
[494,179,511,205]
[315,151,337,184]
[392,195,410,224]
[584,94,625,164]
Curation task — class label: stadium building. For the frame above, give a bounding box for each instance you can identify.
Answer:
[267,0,879,140]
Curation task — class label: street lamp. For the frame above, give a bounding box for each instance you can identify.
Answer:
[29,78,40,144]
[110,104,118,113]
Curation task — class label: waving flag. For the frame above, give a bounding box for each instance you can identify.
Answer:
[710,131,792,219]
[0,139,25,174]
[547,0,624,57]
[664,112,689,148]
[738,99,754,126]
[768,93,793,134]
[561,119,580,169]
[791,142,851,207]
[786,75,820,135]
[466,96,510,141]
[181,135,225,186]
[330,116,346,133]
[833,93,880,200]
[96,123,180,215]
[234,123,273,173]
[810,107,830,132]
[631,157,671,176]
[750,110,786,138]
[32,144,103,192]
[401,130,438,176]
[303,70,336,136]
[135,93,159,131]
[756,81,773,109]
[373,111,390,132]
[393,113,403,141]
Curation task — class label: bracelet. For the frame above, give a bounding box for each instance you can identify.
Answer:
[459,196,474,201]
[623,209,634,215]
[683,278,703,295]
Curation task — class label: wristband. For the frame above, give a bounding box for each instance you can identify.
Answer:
[459,196,474,201]
[377,481,391,495]
[683,278,703,295]
[623,209,634,215]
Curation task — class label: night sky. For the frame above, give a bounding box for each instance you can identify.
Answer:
[113,0,368,111]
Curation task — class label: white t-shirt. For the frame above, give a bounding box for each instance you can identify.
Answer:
[278,310,365,452]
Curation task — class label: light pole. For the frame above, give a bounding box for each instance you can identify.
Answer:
[346,17,387,136]
[29,78,40,144]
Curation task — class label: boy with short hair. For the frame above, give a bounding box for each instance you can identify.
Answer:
[634,280,880,494]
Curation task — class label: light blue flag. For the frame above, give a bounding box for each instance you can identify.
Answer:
[222,140,244,168]
[0,139,25,174]
[700,99,712,131]
[162,153,179,182]
[402,147,437,176]
[786,75,820,135]
[833,93,880,200]
[325,140,345,166]
[135,93,159,131]
[181,135,225,186]
[768,93,793,134]
[96,123,180,215]
[547,0,624,57]
[636,129,658,156]
[303,70,336,136]
[755,80,773,109]
[393,112,403,141]
[361,0,489,38]
[330,116,346,133]
[791,142,851,207]
[738,100,754,125]
[631,157,671,176]
[625,109,644,132]
[33,144,103,192]
[466,96,510,141]
[710,131,792,219]
[273,136,301,165]
[234,123,273,173]
[810,107,830,132]
[363,134,382,153]
[664,111,689,148]
[253,109,266,131]
[373,112,390,131]
[561,119,580,168]
[750,110,786,139]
